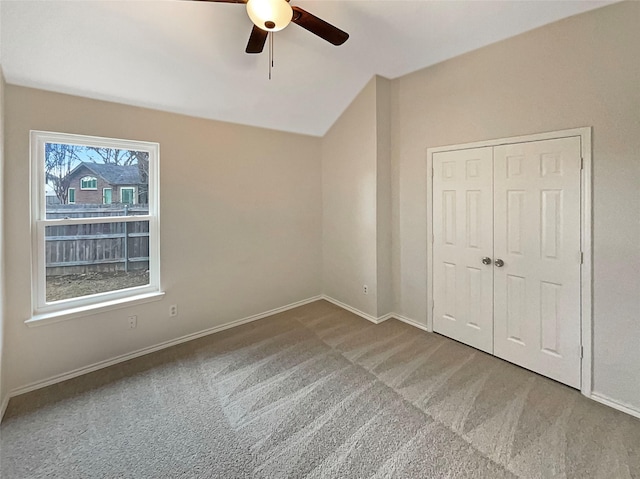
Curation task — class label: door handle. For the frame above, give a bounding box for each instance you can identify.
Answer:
[482,257,492,265]
[494,259,505,267]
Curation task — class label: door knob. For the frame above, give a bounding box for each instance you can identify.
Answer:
[482,257,492,265]
[494,259,505,267]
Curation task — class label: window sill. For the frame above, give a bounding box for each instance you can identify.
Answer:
[25,291,165,328]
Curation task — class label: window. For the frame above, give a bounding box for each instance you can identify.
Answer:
[30,131,161,322]
[120,187,135,205]
[80,176,97,190]
[103,188,112,205]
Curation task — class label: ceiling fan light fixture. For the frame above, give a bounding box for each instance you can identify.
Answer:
[246,0,293,32]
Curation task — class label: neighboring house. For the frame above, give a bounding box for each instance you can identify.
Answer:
[65,162,146,205]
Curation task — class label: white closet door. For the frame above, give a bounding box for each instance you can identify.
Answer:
[433,147,494,353]
[493,137,582,388]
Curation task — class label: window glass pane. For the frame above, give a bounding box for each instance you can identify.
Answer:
[45,143,149,218]
[45,221,150,302]
[81,177,97,189]
[103,189,112,204]
[121,188,134,205]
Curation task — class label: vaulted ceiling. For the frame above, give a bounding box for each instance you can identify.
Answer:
[0,0,616,136]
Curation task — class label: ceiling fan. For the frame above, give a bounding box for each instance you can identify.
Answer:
[197,0,349,54]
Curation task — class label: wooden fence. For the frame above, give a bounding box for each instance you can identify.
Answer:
[45,206,149,276]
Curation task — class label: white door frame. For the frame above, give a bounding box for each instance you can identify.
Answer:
[426,127,592,396]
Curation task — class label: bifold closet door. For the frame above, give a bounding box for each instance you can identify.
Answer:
[493,137,582,388]
[432,147,494,354]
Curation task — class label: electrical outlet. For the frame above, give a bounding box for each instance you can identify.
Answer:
[363,285,368,295]
[128,315,137,329]
[169,304,178,317]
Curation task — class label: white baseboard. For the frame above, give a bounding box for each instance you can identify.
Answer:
[321,296,428,332]
[321,295,391,324]
[393,314,429,332]
[6,294,639,424]
[5,295,323,402]
[590,392,640,420]
[0,393,9,422]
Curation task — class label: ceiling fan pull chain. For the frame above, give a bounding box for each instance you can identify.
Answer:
[268,33,274,80]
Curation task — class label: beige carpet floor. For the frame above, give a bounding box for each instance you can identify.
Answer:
[1,300,639,478]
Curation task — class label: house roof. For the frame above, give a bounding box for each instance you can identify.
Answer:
[72,162,143,186]
[0,1,618,136]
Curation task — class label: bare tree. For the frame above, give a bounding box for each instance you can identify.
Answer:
[85,147,139,166]
[130,151,150,204]
[45,143,81,204]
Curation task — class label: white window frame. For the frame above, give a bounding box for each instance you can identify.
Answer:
[80,176,98,190]
[120,187,136,205]
[103,187,112,205]
[68,188,76,204]
[29,131,163,326]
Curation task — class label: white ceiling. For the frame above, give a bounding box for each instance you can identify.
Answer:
[1,0,616,136]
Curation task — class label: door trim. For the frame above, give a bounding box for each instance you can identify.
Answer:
[426,127,592,396]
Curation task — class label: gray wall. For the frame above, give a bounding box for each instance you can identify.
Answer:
[322,76,394,319]
[391,1,640,410]
[3,86,323,392]
[2,0,638,418]
[0,67,6,411]
[322,77,379,317]
[376,77,393,317]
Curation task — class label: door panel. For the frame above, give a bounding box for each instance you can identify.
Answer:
[433,147,494,353]
[493,137,582,388]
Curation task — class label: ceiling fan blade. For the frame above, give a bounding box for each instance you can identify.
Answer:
[291,6,349,46]
[246,25,268,54]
